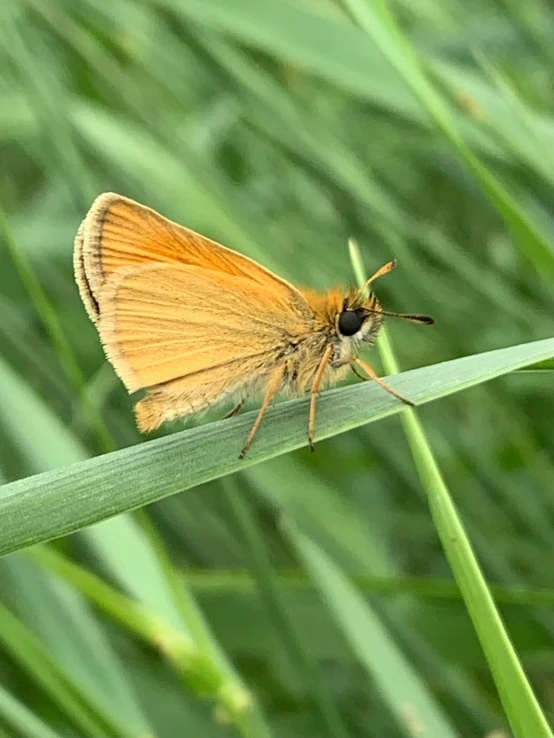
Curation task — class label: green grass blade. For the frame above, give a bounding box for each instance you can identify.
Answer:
[0,356,87,472]
[182,569,554,608]
[26,545,271,738]
[0,684,64,738]
[2,553,152,734]
[284,522,459,737]
[350,241,553,737]
[154,0,553,164]
[0,603,130,737]
[399,409,553,737]
[342,0,554,282]
[223,479,351,738]
[0,207,114,454]
[0,339,552,557]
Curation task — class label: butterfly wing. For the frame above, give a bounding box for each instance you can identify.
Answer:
[75,192,309,323]
[97,263,312,432]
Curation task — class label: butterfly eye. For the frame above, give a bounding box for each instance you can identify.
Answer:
[338,309,363,336]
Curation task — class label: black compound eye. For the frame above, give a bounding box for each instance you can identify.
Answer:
[338,309,363,336]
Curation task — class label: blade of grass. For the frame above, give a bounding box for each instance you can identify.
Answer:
[0,356,87,472]
[0,684,64,738]
[1,10,96,211]
[0,603,131,738]
[2,553,151,735]
[0,338,553,558]
[245,458,400,578]
[223,478,351,738]
[349,239,553,738]
[342,0,554,282]
[181,570,554,608]
[283,521,459,738]
[133,513,273,738]
[0,207,114,454]
[26,544,271,738]
[151,0,553,166]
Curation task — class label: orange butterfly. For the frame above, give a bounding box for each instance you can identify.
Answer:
[75,194,433,457]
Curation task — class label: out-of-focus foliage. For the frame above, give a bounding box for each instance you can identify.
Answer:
[0,0,552,736]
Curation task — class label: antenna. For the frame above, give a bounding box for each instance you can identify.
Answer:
[362,259,398,290]
[356,256,434,324]
[366,308,434,325]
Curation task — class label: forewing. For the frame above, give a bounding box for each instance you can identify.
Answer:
[75,192,309,322]
[98,263,311,393]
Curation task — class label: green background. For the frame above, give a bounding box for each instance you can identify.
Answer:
[0,1,552,737]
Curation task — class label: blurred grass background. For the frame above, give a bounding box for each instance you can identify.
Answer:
[0,0,553,736]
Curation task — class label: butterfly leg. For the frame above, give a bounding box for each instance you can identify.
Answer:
[352,357,414,406]
[239,367,285,459]
[308,345,334,452]
[350,362,366,381]
[222,400,245,420]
